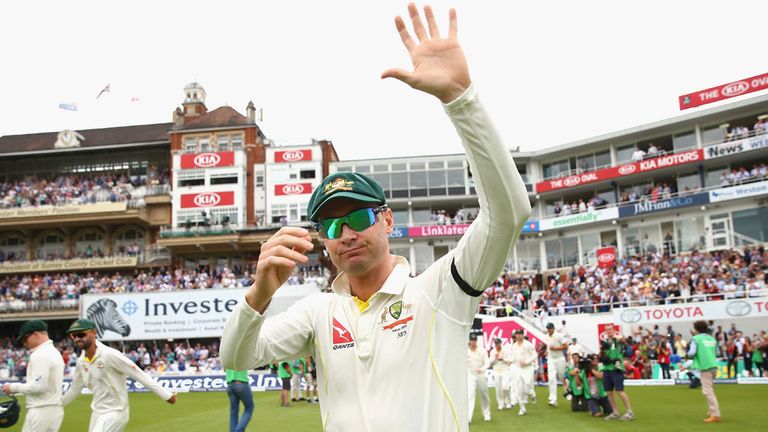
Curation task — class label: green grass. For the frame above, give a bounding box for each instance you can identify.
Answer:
[7,385,765,431]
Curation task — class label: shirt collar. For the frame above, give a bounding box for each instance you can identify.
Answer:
[31,339,53,353]
[331,255,411,297]
[84,340,105,362]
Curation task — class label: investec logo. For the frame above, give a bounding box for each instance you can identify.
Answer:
[281,184,305,195]
[193,153,221,168]
[193,193,221,207]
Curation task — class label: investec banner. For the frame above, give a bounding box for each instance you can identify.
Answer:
[539,207,618,231]
[709,181,768,203]
[613,297,768,325]
[80,289,248,341]
[618,192,709,218]
[0,202,127,220]
[704,134,768,160]
[536,149,703,193]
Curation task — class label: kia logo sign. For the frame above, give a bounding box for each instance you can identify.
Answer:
[722,81,749,97]
[563,176,581,187]
[193,153,221,168]
[281,151,305,162]
[618,164,637,175]
[193,193,221,207]
[598,252,615,263]
[282,184,305,195]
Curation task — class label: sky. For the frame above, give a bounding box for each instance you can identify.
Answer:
[1,1,767,161]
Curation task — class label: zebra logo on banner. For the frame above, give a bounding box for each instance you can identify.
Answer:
[87,299,132,338]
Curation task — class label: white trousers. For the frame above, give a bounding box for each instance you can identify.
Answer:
[290,374,302,399]
[468,372,491,421]
[89,410,130,432]
[493,369,511,409]
[511,366,533,409]
[548,359,566,403]
[22,406,64,432]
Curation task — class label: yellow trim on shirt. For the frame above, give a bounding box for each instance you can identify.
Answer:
[352,292,379,312]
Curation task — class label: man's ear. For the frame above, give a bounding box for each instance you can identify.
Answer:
[383,208,394,234]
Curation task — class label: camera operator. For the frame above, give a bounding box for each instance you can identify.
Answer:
[564,353,587,412]
[576,354,613,418]
[599,323,634,420]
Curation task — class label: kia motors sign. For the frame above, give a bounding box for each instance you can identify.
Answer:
[596,246,616,268]
[614,297,768,325]
[536,149,703,193]
[275,150,312,163]
[274,183,313,196]
[180,191,235,208]
[180,152,235,169]
[679,72,768,110]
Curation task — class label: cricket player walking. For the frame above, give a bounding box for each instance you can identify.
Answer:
[62,319,177,432]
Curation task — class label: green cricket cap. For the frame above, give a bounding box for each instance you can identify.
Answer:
[66,319,97,334]
[307,171,386,222]
[16,320,47,343]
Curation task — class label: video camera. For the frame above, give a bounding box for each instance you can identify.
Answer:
[577,355,592,371]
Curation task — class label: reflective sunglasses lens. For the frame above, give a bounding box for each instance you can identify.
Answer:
[319,208,377,240]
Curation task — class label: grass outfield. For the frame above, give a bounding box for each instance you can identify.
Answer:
[8,385,765,431]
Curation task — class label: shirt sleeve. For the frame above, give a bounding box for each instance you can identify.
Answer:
[417,84,531,321]
[9,352,51,396]
[110,351,173,401]
[62,362,84,406]
[221,294,317,371]
[687,339,697,357]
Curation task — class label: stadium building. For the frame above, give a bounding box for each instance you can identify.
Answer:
[0,82,767,357]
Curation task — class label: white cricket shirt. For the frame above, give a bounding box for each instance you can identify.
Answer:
[62,341,172,413]
[467,347,490,376]
[489,347,509,373]
[505,340,537,370]
[545,331,569,363]
[9,340,64,409]
[221,84,530,432]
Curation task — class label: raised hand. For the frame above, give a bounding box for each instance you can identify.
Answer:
[247,227,313,313]
[381,3,471,104]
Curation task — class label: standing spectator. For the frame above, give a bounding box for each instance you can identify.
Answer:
[689,320,721,423]
[600,324,634,420]
[467,334,491,423]
[290,358,306,402]
[657,342,671,379]
[631,147,646,162]
[276,361,292,408]
[226,369,254,432]
[2,320,64,432]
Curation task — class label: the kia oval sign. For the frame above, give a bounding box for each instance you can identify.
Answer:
[180,191,235,208]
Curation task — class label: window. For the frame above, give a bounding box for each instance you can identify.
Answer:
[673,131,696,151]
[255,167,265,188]
[701,126,726,145]
[231,135,243,150]
[428,161,444,169]
[677,172,700,194]
[545,237,578,269]
[373,164,389,172]
[392,163,407,171]
[412,208,431,225]
[543,160,569,179]
[300,170,316,179]
[577,154,595,172]
[392,209,408,225]
[705,166,728,188]
[356,165,370,173]
[211,176,237,185]
[199,138,210,152]
[595,151,611,168]
[410,162,425,170]
[180,178,204,187]
[184,138,197,153]
[447,160,464,168]
[218,136,230,151]
[616,145,635,163]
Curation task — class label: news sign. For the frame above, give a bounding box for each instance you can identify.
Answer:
[180,152,235,169]
[704,134,768,160]
[275,149,312,163]
[180,191,235,208]
[679,72,768,110]
[274,183,313,196]
[536,150,703,193]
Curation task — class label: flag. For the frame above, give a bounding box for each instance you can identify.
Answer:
[58,103,78,111]
[96,84,111,99]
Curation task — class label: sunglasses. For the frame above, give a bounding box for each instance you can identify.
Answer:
[315,205,387,240]
[71,332,89,339]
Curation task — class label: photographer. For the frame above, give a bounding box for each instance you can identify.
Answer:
[599,324,634,420]
[564,353,587,412]
[576,354,613,418]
